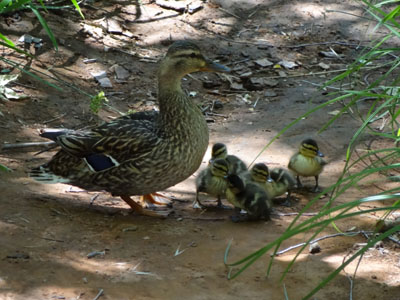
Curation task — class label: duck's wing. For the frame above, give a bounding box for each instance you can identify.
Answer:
[40,111,161,171]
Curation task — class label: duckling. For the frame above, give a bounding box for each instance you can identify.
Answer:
[226,174,272,222]
[194,158,229,208]
[209,143,247,175]
[288,138,327,192]
[250,163,295,206]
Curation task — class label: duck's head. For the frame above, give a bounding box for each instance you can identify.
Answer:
[250,163,272,183]
[299,138,324,158]
[226,174,245,194]
[210,158,229,178]
[209,143,228,163]
[158,41,230,81]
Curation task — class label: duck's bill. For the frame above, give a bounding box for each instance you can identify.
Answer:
[317,150,325,157]
[201,60,231,73]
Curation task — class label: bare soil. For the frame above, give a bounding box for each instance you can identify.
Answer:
[0,0,399,299]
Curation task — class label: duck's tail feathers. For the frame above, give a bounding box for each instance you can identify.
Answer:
[39,128,74,142]
[29,165,70,184]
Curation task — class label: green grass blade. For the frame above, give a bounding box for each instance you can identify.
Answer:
[70,0,84,19]
[1,0,32,13]
[28,4,58,51]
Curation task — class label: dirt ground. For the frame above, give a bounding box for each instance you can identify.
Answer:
[0,0,399,299]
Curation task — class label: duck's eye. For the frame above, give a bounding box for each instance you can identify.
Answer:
[190,52,197,58]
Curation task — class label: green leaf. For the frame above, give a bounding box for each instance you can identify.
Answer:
[90,91,108,114]
[0,163,12,172]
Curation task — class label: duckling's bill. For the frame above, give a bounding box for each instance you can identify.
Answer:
[201,60,231,73]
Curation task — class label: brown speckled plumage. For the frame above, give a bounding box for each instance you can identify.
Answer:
[30,41,230,210]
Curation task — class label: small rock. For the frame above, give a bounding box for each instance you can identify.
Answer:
[188,1,203,14]
[122,30,134,38]
[213,100,223,109]
[245,78,278,90]
[255,58,273,68]
[230,82,244,90]
[107,18,123,34]
[202,80,221,88]
[83,58,97,64]
[374,241,384,249]
[257,44,270,50]
[114,65,130,80]
[264,79,279,87]
[241,50,250,57]
[309,242,321,254]
[278,70,287,77]
[91,71,113,88]
[278,60,298,69]
[319,51,344,58]
[98,77,113,88]
[264,90,277,97]
[122,226,138,232]
[239,71,253,78]
[318,62,330,70]
[19,34,33,43]
[91,71,108,80]
[156,0,186,12]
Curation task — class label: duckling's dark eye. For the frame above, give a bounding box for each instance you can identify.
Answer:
[190,52,196,58]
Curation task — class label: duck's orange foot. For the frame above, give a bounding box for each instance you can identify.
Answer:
[120,195,171,218]
[141,193,173,207]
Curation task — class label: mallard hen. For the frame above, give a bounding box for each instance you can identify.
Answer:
[226,174,272,222]
[209,143,247,175]
[288,138,327,192]
[30,41,230,217]
[194,158,229,208]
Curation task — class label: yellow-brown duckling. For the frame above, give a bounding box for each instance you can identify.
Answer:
[210,143,247,175]
[195,158,229,208]
[250,163,295,206]
[226,174,272,222]
[288,138,327,192]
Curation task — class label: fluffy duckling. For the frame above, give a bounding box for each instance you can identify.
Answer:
[250,163,295,206]
[210,143,247,175]
[288,138,327,192]
[195,158,229,208]
[226,174,272,222]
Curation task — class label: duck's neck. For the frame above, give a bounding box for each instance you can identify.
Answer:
[157,74,202,132]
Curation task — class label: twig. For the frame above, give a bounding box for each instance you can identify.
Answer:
[326,9,375,22]
[2,141,56,151]
[41,236,64,243]
[248,5,259,18]
[93,289,104,300]
[273,231,374,256]
[226,58,251,66]
[90,194,100,206]
[218,7,240,19]
[206,112,229,118]
[387,236,400,246]
[271,212,318,217]
[43,113,67,124]
[347,275,354,300]
[182,216,226,221]
[253,97,260,108]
